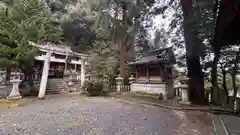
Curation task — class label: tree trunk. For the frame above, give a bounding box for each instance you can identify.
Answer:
[22,67,34,91]
[119,3,128,81]
[221,67,229,104]
[180,0,206,104]
[211,50,220,104]
[231,69,237,97]
[119,39,127,78]
[187,56,206,104]
[232,50,240,99]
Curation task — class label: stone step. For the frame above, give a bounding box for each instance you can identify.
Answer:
[47,88,65,90]
[46,90,61,94]
[46,79,67,94]
[47,85,66,88]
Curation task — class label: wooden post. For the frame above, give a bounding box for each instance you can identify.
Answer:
[159,65,163,83]
[146,66,149,82]
[74,64,77,71]
[135,65,138,80]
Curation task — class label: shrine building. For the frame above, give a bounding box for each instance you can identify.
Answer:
[129,47,176,99]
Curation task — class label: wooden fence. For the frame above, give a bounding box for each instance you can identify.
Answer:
[109,84,131,92]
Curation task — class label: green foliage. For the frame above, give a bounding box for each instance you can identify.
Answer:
[88,29,118,83]
[172,68,181,80]
[62,0,119,82]
[19,82,38,97]
[83,81,103,96]
[60,0,98,51]
[90,0,155,56]
[0,0,62,69]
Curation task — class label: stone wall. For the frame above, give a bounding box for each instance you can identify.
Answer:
[131,82,166,97]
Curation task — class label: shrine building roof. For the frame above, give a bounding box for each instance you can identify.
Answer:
[129,47,176,65]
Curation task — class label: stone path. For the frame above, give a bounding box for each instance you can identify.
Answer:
[0,96,212,135]
[221,114,240,135]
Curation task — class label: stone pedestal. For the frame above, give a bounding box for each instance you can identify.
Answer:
[7,75,22,100]
[129,75,135,92]
[68,70,73,84]
[115,75,123,92]
[67,74,74,87]
[179,84,191,105]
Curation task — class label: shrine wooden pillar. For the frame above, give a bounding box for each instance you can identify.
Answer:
[164,64,174,99]
[159,65,163,82]
[74,64,77,70]
[146,65,149,82]
[136,66,139,80]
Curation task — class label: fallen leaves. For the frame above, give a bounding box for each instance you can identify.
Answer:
[0,99,18,108]
[66,116,90,128]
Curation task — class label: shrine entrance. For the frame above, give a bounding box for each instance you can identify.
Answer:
[48,62,65,79]
[33,61,65,79]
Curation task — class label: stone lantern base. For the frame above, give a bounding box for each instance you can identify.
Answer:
[7,95,22,100]
[7,78,22,100]
[179,100,191,105]
[178,84,191,105]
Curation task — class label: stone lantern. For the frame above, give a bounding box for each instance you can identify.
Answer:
[115,75,123,92]
[67,70,74,87]
[178,76,190,105]
[129,75,135,84]
[7,72,23,100]
[178,75,188,84]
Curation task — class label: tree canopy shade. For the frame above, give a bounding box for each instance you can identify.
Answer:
[61,0,119,83]
[60,0,98,52]
[213,0,240,48]
[0,0,62,68]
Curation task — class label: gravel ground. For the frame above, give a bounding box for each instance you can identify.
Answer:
[0,96,212,135]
